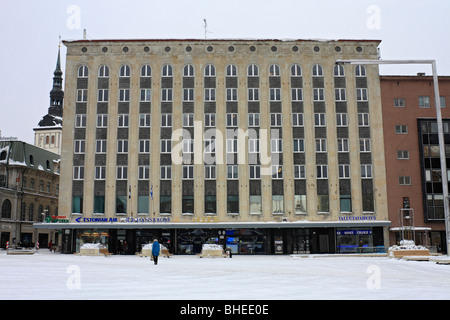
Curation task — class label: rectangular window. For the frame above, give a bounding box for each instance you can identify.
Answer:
[227,165,239,179]
[160,166,171,180]
[399,176,411,185]
[270,113,282,127]
[292,113,303,127]
[314,113,326,127]
[272,165,283,179]
[76,114,87,127]
[249,139,260,153]
[116,166,128,180]
[139,139,150,153]
[77,89,88,102]
[397,150,409,159]
[118,114,129,127]
[139,114,151,127]
[226,113,238,127]
[270,88,281,101]
[205,88,216,101]
[359,138,371,152]
[248,113,260,127]
[358,113,370,127]
[98,89,108,102]
[271,139,283,153]
[317,195,329,213]
[291,88,303,101]
[117,140,128,153]
[337,138,349,152]
[293,139,305,152]
[313,88,324,101]
[340,195,352,213]
[182,165,194,179]
[248,88,259,101]
[395,125,408,134]
[183,139,194,154]
[138,166,150,180]
[97,114,108,127]
[140,89,151,102]
[356,88,368,101]
[335,88,346,101]
[204,139,215,153]
[294,165,305,179]
[226,88,238,101]
[161,114,172,127]
[74,140,85,154]
[227,139,238,153]
[315,138,327,152]
[183,88,194,101]
[336,113,347,127]
[160,140,171,153]
[339,165,350,178]
[95,166,106,180]
[73,166,84,180]
[317,165,328,179]
[94,196,105,214]
[138,196,149,214]
[72,196,83,213]
[294,195,307,213]
[161,88,172,102]
[249,165,261,179]
[96,140,107,153]
[205,165,216,179]
[183,113,194,127]
[205,113,216,127]
[119,89,130,102]
[394,98,405,107]
[361,164,372,178]
[419,96,430,108]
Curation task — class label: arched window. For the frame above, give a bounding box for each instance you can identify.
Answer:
[77,65,88,78]
[291,64,302,77]
[226,64,237,77]
[141,65,152,77]
[204,64,215,77]
[98,65,109,77]
[1,199,11,219]
[355,65,366,77]
[312,64,323,77]
[334,64,345,77]
[162,64,173,77]
[269,64,280,77]
[183,65,194,77]
[248,64,259,76]
[28,203,34,221]
[119,65,130,77]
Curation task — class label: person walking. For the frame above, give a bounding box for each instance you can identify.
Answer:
[151,239,161,265]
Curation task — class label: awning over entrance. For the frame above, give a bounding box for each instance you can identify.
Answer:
[34,219,391,230]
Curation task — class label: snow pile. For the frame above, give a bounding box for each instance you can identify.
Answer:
[389,240,427,251]
[388,240,430,258]
[201,244,223,251]
[80,243,106,249]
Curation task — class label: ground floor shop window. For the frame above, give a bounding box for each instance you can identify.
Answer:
[76,229,110,252]
[336,228,375,253]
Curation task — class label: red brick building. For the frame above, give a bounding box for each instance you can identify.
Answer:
[381,75,450,252]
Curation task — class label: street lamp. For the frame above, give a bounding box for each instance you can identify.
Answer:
[336,59,450,256]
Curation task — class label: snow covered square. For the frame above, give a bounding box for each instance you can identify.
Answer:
[1,250,450,300]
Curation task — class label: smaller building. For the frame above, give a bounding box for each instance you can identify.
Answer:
[0,139,60,249]
[381,74,450,253]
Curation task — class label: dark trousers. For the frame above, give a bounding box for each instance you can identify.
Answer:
[153,255,158,265]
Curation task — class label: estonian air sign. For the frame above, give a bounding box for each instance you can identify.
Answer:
[74,217,171,223]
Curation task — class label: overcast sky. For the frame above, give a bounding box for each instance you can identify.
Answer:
[0,0,449,144]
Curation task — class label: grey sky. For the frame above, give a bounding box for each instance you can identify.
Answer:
[0,0,449,144]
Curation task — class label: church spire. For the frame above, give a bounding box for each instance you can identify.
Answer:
[48,39,64,117]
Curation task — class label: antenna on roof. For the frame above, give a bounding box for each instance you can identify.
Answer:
[203,19,213,39]
[83,29,87,40]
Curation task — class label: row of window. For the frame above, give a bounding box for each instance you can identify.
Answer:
[76,112,372,129]
[21,176,59,195]
[78,87,369,103]
[73,164,374,181]
[77,64,367,79]
[0,199,55,221]
[393,96,447,108]
[75,137,373,155]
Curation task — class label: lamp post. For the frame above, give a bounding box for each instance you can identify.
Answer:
[336,59,449,256]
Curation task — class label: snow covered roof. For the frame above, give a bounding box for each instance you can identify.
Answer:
[0,140,60,171]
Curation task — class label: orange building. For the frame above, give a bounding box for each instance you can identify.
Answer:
[381,74,450,253]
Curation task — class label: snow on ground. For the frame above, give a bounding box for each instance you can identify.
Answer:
[1,250,450,300]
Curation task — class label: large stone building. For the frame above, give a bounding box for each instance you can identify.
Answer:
[381,75,450,252]
[0,140,60,249]
[36,38,391,255]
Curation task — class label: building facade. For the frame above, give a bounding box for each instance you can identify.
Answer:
[36,39,390,255]
[381,75,450,252]
[0,140,60,249]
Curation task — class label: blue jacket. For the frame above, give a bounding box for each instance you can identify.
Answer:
[152,241,161,256]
